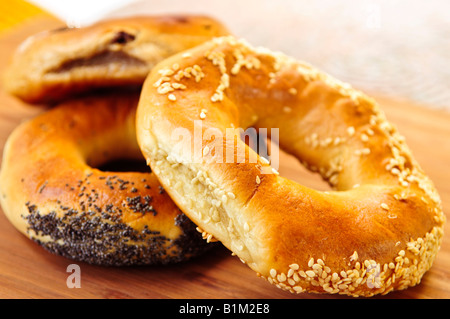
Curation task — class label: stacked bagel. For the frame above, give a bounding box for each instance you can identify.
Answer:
[0,15,230,266]
[1,16,445,297]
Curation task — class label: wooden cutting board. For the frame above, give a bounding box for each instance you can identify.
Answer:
[0,16,449,299]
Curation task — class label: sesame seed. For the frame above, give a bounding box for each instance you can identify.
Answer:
[287,268,295,278]
[283,106,292,113]
[289,263,299,270]
[221,194,228,204]
[157,82,174,94]
[381,203,389,210]
[211,93,222,102]
[270,269,277,278]
[312,264,322,271]
[153,76,170,87]
[293,286,303,293]
[361,148,371,155]
[347,126,355,136]
[256,176,261,184]
[172,83,186,90]
[227,192,236,199]
[331,273,339,282]
[212,199,221,208]
[168,94,177,101]
[323,286,334,293]
[158,68,174,76]
[338,284,349,290]
[361,133,369,142]
[334,137,342,145]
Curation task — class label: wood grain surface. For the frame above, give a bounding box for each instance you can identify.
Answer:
[0,16,449,299]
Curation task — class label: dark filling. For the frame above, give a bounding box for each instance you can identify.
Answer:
[51,50,147,73]
[110,31,136,45]
[50,26,70,33]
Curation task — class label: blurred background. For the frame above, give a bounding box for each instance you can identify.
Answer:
[3,0,450,110]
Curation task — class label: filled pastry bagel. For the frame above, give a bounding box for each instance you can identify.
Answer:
[3,15,230,104]
[0,94,212,266]
[136,36,445,296]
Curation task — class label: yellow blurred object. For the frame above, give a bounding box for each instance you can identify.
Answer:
[0,0,54,33]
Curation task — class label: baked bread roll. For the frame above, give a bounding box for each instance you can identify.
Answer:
[3,15,230,104]
[0,94,213,266]
[136,36,445,296]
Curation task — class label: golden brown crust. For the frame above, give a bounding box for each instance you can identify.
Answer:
[0,94,212,266]
[136,36,445,296]
[3,15,230,104]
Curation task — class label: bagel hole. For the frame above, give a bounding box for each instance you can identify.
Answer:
[257,136,333,192]
[96,158,150,173]
[278,148,333,192]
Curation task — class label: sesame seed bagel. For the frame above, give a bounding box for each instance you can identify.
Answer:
[136,36,445,296]
[0,94,213,266]
[3,15,230,104]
